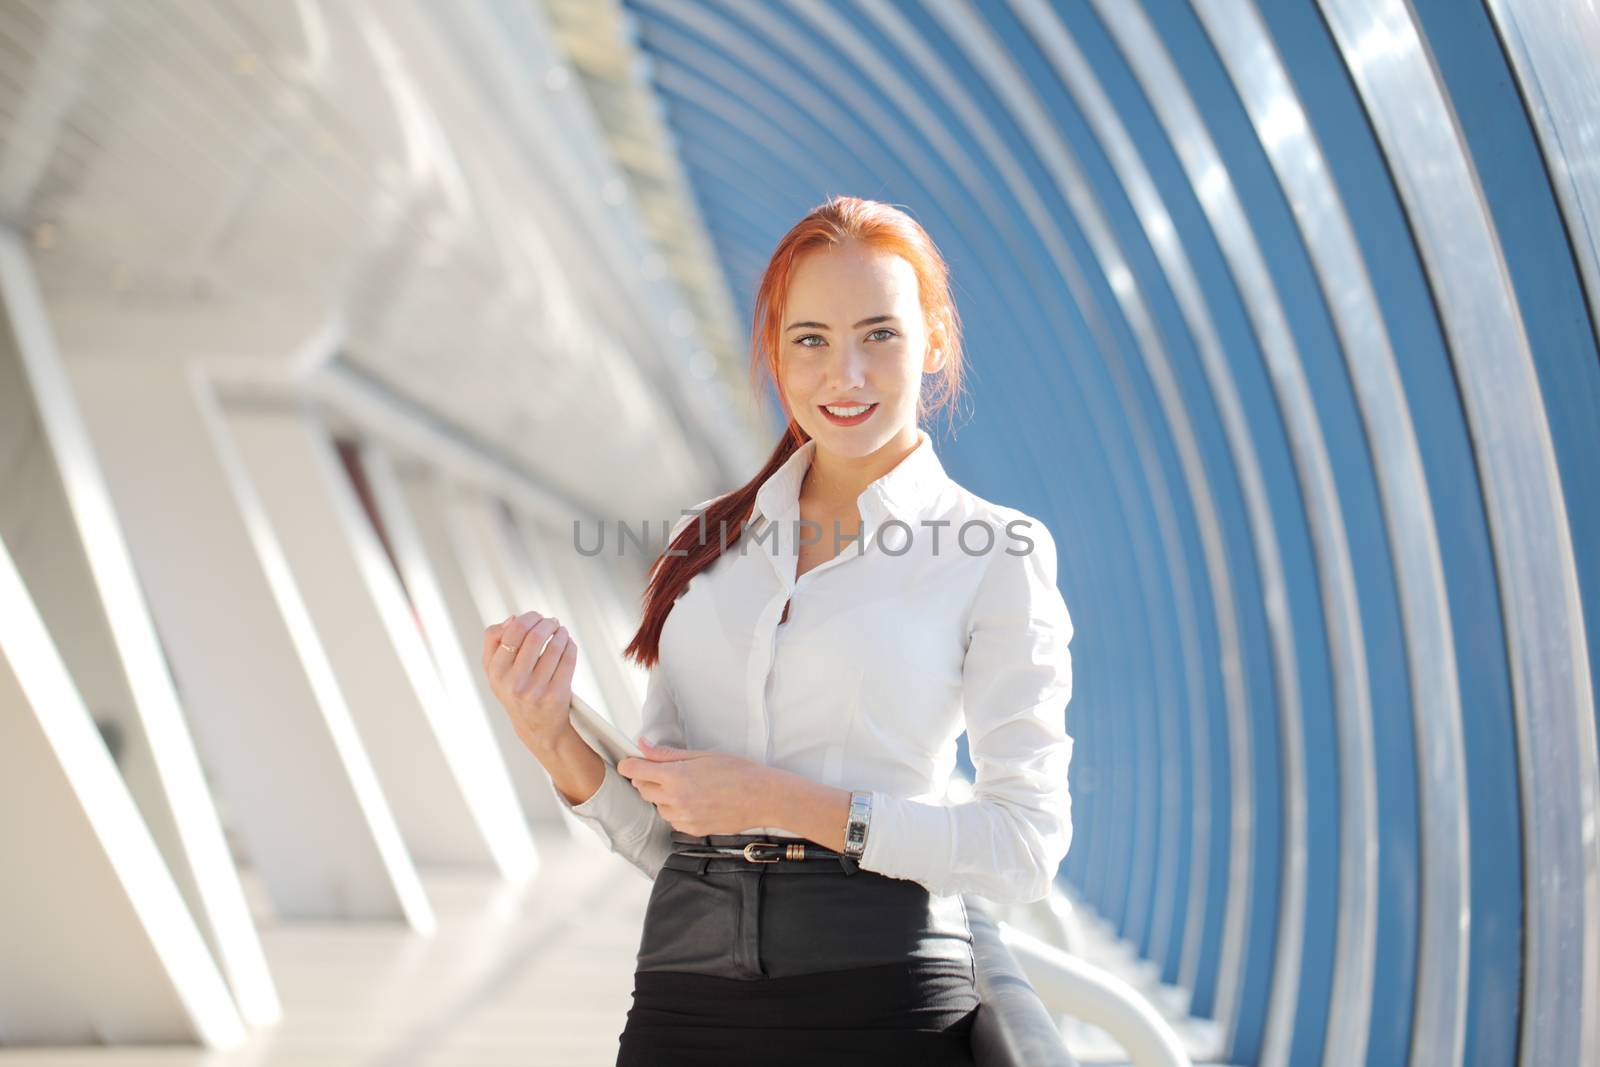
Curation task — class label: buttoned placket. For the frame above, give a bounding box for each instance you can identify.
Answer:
[744,494,892,768]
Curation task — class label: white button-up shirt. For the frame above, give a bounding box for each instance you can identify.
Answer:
[555,427,1075,905]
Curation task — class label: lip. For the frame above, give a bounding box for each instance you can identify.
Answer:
[819,401,877,426]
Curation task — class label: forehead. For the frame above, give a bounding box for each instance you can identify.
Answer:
[785,241,919,310]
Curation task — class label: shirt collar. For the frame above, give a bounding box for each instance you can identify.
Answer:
[750,426,949,526]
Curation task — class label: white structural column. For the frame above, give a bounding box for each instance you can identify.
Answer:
[0,537,246,1047]
[0,233,280,1027]
[221,401,539,877]
[439,485,610,833]
[356,441,543,880]
[388,466,566,826]
[64,353,430,926]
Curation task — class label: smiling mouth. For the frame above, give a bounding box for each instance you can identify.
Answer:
[819,402,877,425]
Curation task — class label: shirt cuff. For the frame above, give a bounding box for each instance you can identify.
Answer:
[556,762,637,844]
[856,788,1060,904]
[857,789,955,894]
[553,761,675,880]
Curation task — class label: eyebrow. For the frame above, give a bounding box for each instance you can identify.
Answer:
[785,314,898,331]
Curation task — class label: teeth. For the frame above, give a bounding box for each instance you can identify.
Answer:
[824,403,872,417]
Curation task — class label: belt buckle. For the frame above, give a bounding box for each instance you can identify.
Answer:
[742,841,782,863]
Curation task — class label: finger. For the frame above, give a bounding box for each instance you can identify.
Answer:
[506,615,556,690]
[636,744,698,762]
[552,635,579,703]
[482,616,516,671]
[508,616,560,694]
[491,611,545,682]
[526,625,570,694]
[624,759,669,788]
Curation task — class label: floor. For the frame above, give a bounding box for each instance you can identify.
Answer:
[1,835,1236,1066]
[1,836,650,1066]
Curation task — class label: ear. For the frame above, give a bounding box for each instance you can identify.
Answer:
[924,319,947,373]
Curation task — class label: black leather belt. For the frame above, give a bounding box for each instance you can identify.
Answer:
[672,840,843,863]
[665,831,857,873]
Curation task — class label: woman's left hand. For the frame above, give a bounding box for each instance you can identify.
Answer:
[618,739,772,836]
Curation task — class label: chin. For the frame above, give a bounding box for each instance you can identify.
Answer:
[813,425,891,453]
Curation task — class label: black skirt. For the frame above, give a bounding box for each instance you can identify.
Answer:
[615,832,980,1066]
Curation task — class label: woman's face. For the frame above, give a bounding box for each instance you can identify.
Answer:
[777,239,941,460]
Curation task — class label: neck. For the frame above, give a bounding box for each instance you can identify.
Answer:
[801,426,922,511]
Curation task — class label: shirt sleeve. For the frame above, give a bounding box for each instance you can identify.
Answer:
[856,515,1075,905]
[550,663,683,881]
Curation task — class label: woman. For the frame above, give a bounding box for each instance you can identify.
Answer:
[483,195,1075,1065]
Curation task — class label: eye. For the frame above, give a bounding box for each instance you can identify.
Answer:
[791,328,897,348]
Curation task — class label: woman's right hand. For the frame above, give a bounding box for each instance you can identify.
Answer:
[482,611,579,751]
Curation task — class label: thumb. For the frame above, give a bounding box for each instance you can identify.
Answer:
[639,736,699,761]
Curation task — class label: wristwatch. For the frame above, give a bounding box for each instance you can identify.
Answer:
[842,790,873,859]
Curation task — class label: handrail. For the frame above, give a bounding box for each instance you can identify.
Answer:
[998,918,1193,1067]
[965,895,1082,1066]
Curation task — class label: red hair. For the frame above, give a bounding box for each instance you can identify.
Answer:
[623,195,966,668]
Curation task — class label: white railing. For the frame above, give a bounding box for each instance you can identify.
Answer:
[992,899,1193,1067]
[967,895,1083,1067]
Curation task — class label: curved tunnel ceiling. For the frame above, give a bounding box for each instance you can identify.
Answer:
[607,2,1600,1066]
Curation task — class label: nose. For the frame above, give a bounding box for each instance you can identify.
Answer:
[823,339,868,391]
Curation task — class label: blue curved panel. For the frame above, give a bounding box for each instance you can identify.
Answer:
[622,2,1599,1064]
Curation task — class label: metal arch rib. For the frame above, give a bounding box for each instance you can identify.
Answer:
[1075,4,1379,1064]
[911,0,1198,971]
[909,0,1241,1012]
[1317,1,1600,1065]
[1187,1,1470,1062]
[1001,0,1316,1051]
[1486,0,1600,348]
[869,0,1274,1035]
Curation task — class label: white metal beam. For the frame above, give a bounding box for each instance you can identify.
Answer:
[64,352,429,925]
[0,231,279,1026]
[0,536,245,1047]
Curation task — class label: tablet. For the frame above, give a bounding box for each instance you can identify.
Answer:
[568,691,645,768]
